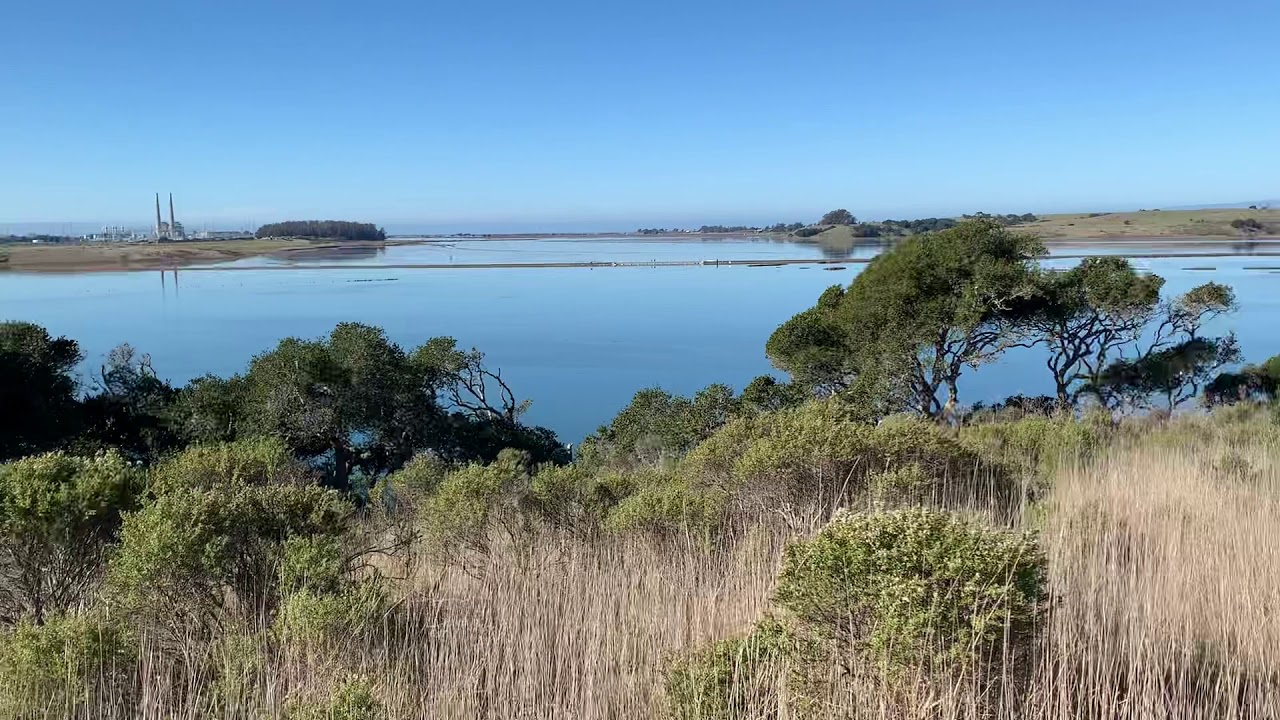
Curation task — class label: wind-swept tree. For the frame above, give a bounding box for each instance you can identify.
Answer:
[1017,258,1165,407]
[1086,282,1240,411]
[769,220,1044,419]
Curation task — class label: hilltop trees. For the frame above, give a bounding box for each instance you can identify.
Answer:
[819,209,857,226]
[255,221,385,241]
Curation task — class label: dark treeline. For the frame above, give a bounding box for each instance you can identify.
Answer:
[1,234,77,244]
[255,220,386,241]
[0,322,566,483]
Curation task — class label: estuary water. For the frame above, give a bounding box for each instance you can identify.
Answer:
[1,236,1277,442]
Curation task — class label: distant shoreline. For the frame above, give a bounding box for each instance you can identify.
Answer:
[3,236,1280,274]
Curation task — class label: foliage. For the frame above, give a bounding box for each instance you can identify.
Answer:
[277,581,387,643]
[417,449,537,558]
[666,617,795,720]
[738,375,806,414]
[168,374,248,445]
[255,220,385,242]
[683,401,991,513]
[77,344,179,462]
[1014,257,1165,406]
[108,481,349,633]
[769,221,1043,417]
[149,437,307,495]
[581,384,742,467]
[1094,335,1241,410]
[0,451,142,623]
[1206,354,1280,405]
[775,508,1044,670]
[1231,217,1266,234]
[819,209,857,226]
[0,322,83,461]
[960,414,1111,481]
[603,475,727,537]
[0,613,136,717]
[237,323,449,491]
[285,676,386,720]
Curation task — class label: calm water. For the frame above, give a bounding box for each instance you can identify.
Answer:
[2,236,1278,442]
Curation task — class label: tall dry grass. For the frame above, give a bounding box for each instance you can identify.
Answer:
[20,420,1280,719]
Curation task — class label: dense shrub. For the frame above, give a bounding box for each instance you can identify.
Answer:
[775,508,1044,670]
[277,581,387,643]
[580,385,741,468]
[286,676,386,720]
[0,613,136,716]
[108,482,349,633]
[0,451,142,623]
[960,414,1111,482]
[417,449,535,559]
[148,437,307,494]
[667,617,795,720]
[603,476,728,538]
[684,401,993,514]
[256,220,385,242]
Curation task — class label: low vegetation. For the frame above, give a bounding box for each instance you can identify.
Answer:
[0,218,1277,718]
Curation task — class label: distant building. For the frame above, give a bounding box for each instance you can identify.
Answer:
[83,225,148,242]
[191,230,253,240]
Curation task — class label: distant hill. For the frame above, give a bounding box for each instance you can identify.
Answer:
[1015,208,1280,239]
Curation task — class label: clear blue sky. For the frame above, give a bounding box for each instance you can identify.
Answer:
[4,0,1277,232]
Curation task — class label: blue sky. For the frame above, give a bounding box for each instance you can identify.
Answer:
[3,0,1277,232]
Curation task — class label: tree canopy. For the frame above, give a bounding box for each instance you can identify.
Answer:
[255,221,386,241]
[769,220,1045,418]
[819,209,857,226]
[0,323,83,462]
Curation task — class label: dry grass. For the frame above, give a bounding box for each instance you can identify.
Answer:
[0,239,345,272]
[1020,208,1280,240]
[18,418,1280,719]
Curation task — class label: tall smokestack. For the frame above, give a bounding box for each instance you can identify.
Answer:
[155,193,163,234]
[169,193,176,233]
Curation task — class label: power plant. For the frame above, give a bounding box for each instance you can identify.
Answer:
[154,193,186,240]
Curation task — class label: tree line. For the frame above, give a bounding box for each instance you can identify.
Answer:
[255,221,386,241]
[0,322,566,485]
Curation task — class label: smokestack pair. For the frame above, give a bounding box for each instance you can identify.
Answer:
[154,193,176,236]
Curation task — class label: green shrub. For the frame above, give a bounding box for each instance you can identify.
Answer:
[379,452,449,514]
[108,482,349,631]
[685,401,989,511]
[0,613,136,716]
[604,475,728,537]
[775,508,1044,671]
[868,464,934,506]
[0,451,142,622]
[207,630,268,713]
[530,462,611,532]
[280,535,347,595]
[276,581,387,643]
[960,415,1109,481]
[286,676,386,720]
[149,437,306,494]
[667,618,793,720]
[418,449,534,557]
